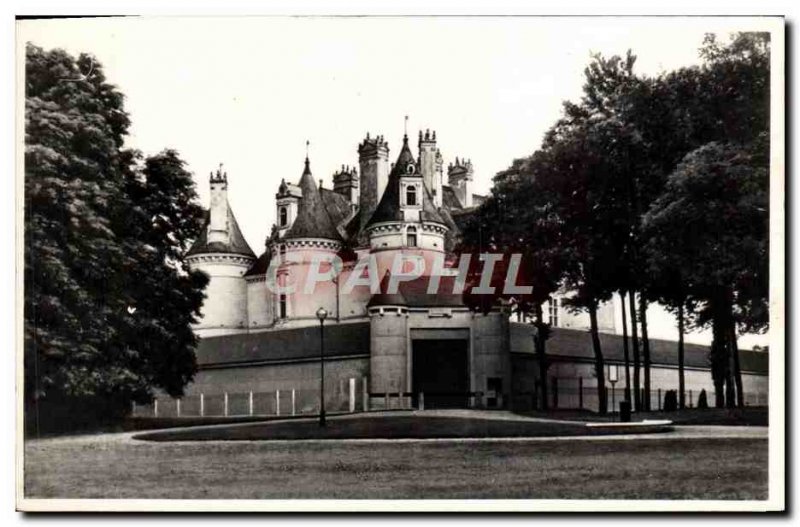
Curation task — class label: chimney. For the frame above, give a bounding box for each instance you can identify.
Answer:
[448,157,474,208]
[208,165,229,245]
[357,133,390,222]
[418,129,442,207]
[333,164,359,210]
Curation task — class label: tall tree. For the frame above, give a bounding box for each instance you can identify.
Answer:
[641,32,770,407]
[25,44,133,428]
[459,153,565,410]
[24,44,207,432]
[114,150,209,396]
[642,139,768,407]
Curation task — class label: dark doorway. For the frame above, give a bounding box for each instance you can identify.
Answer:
[412,339,469,408]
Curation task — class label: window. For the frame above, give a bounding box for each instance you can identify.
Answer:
[279,206,288,227]
[548,298,559,327]
[406,186,417,206]
[279,294,287,319]
[406,226,418,247]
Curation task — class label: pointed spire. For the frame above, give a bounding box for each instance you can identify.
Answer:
[285,146,342,242]
[302,141,312,177]
[404,115,409,140]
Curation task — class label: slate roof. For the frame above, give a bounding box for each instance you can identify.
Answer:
[471,194,486,208]
[284,158,343,241]
[367,274,465,308]
[244,250,272,277]
[187,207,256,258]
[320,187,354,237]
[510,323,769,375]
[195,319,767,374]
[195,322,370,366]
[441,185,464,211]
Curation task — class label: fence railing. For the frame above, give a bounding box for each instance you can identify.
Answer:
[133,377,370,418]
[132,376,768,418]
[514,377,768,413]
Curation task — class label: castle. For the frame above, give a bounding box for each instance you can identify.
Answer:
[185,129,513,410]
[176,127,768,414]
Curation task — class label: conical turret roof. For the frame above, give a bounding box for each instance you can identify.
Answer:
[284,157,344,241]
[187,206,256,258]
[366,135,446,228]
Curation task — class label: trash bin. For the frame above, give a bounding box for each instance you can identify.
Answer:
[619,400,632,422]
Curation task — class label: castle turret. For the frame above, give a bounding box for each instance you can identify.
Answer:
[448,157,474,209]
[366,133,448,279]
[418,129,443,207]
[187,165,256,337]
[277,155,342,323]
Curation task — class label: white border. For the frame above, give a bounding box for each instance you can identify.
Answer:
[9,9,787,515]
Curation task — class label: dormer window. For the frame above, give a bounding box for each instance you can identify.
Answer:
[406,163,416,174]
[279,206,288,227]
[406,226,418,247]
[406,186,417,206]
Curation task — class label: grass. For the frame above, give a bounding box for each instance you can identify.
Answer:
[134,414,662,442]
[24,434,767,500]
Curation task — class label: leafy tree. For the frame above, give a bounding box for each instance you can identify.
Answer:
[459,154,566,410]
[569,51,661,411]
[534,117,636,415]
[641,32,770,407]
[24,44,207,432]
[114,150,208,396]
[642,139,768,407]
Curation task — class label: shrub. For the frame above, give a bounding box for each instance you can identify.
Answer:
[697,389,709,409]
[663,390,678,412]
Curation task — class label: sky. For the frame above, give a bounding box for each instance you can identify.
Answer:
[18,16,769,251]
[17,16,775,347]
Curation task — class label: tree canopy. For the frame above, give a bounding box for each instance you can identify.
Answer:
[458,32,771,410]
[24,44,208,431]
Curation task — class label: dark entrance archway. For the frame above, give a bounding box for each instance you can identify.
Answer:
[412,339,469,408]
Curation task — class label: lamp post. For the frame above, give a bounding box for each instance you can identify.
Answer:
[608,364,619,420]
[316,307,328,427]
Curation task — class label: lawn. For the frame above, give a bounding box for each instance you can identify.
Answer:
[24,434,767,500]
[134,414,659,441]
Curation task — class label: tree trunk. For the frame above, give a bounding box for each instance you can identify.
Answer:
[720,295,737,409]
[677,302,686,409]
[639,295,652,411]
[730,323,744,408]
[589,303,607,415]
[710,311,727,408]
[628,291,641,411]
[533,302,548,411]
[619,291,631,403]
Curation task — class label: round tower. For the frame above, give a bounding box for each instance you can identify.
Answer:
[186,165,256,337]
[277,154,343,326]
[365,132,449,280]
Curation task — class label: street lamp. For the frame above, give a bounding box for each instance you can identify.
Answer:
[316,307,328,427]
[608,364,619,420]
